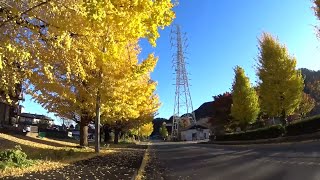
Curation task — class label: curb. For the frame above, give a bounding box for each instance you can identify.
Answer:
[205,132,320,145]
[134,142,150,180]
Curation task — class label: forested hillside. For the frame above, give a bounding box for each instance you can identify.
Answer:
[301,68,320,115]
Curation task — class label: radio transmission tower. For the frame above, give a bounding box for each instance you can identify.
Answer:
[171,25,195,139]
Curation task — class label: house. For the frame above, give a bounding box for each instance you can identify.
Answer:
[18,113,54,126]
[180,125,210,141]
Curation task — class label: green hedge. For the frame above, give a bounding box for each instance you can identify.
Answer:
[39,130,70,139]
[286,115,320,136]
[211,115,320,141]
[214,125,285,141]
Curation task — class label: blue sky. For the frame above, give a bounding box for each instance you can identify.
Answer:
[22,0,320,123]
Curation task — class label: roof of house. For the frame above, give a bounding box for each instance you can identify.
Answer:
[19,113,54,121]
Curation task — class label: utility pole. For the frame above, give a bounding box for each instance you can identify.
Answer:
[95,90,101,153]
[95,70,103,153]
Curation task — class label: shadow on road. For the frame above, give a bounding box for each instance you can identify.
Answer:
[145,141,320,180]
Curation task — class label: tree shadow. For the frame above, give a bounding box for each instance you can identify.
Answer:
[0,137,92,162]
[6,133,77,148]
[3,148,145,180]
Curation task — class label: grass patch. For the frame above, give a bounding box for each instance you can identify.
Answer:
[0,145,35,170]
[0,133,113,178]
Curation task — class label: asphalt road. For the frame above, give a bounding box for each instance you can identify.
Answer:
[144,140,320,180]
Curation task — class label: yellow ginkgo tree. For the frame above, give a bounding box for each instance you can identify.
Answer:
[257,33,304,125]
[0,0,175,146]
[101,43,160,144]
[231,66,260,130]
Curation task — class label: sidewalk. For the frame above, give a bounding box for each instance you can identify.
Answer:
[206,132,320,145]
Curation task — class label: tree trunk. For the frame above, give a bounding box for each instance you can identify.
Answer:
[104,125,110,143]
[104,131,110,143]
[80,115,89,147]
[120,131,125,140]
[114,129,120,144]
[281,109,288,125]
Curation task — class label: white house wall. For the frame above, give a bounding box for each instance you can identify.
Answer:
[181,129,210,141]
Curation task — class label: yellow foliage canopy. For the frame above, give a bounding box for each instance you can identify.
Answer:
[0,0,174,124]
[257,33,304,118]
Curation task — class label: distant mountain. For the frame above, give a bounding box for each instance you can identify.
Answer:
[164,102,215,122]
[161,95,228,132]
[301,68,320,83]
[300,68,320,115]
[194,101,215,120]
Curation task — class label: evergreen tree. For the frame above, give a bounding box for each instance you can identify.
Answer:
[231,66,260,130]
[159,123,168,140]
[257,33,304,125]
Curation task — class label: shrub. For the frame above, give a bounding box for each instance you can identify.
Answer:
[286,115,320,136]
[0,145,34,169]
[39,129,70,139]
[214,125,285,141]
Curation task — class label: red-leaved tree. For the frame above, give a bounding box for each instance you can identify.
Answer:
[209,92,233,135]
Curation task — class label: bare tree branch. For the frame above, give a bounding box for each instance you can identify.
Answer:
[0,0,51,28]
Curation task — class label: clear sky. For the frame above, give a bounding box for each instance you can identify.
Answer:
[22,0,320,123]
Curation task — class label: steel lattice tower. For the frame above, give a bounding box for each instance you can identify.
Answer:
[171,25,195,140]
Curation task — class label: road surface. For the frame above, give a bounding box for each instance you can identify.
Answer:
[145,140,320,180]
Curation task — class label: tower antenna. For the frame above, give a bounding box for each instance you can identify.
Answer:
[171,25,196,140]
